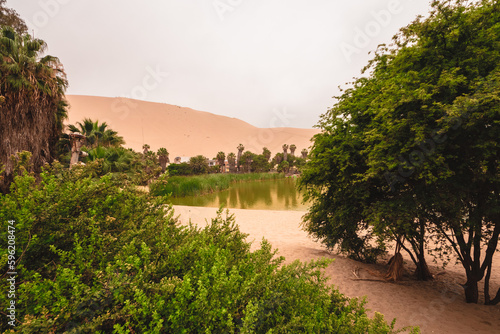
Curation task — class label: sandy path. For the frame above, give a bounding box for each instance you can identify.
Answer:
[173,205,500,334]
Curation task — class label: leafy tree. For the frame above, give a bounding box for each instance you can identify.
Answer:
[157,147,169,173]
[167,162,193,176]
[301,0,500,303]
[251,154,271,173]
[262,147,272,161]
[272,152,284,168]
[293,156,307,171]
[0,27,68,193]
[189,155,209,175]
[289,144,297,157]
[216,151,226,173]
[128,149,161,185]
[68,118,124,148]
[278,160,289,174]
[0,0,27,35]
[241,151,254,173]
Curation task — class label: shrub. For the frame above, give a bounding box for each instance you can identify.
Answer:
[167,162,192,176]
[0,161,417,333]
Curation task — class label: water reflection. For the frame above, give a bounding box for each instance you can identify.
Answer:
[169,178,309,211]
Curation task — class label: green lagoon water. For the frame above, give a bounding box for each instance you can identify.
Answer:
[169,177,309,211]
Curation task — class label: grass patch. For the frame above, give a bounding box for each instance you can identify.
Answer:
[151,172,285,197]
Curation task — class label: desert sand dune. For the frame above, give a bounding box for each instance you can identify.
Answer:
[66,95,319,158]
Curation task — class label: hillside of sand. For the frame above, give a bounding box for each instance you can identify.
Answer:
[65,95,320,158]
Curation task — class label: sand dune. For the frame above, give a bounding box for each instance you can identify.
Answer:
[65,95,319,158]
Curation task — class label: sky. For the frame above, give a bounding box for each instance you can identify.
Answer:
[9,0,432,128]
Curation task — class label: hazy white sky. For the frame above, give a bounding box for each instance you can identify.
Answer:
[10,0,431,128]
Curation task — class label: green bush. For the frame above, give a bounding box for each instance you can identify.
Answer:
[0,161,417,333]
[167,162,193,176]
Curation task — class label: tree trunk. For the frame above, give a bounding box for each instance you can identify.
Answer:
[70,151,80,167]
[415,252,433,281]
[464,278,479,303]
[69,136,84,169]
[487,288,500,305]
[385,253,404,281]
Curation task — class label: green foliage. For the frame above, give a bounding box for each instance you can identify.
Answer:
[68,118,125,148]
[240,151,254,173]
[83,146,135,173]
[157,147,168,156]
[0,161,413,333]
[251,154,271,173]
[167,162,193,176]
[237,144,245,172]
[272,152,284,167]
[277,160,290,174]
[189,155,209,175]
[262,147,272,161]
[227,152,237,173]
[157,148,169,173]
[133,150,162,185]
[0,26,68,193]
[293,156,307,171]
[216,151,226,173]
[300,0,500,298]
[150,172,285,198]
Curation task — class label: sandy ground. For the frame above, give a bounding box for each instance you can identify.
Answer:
[173,205,500,334]
[65,95,319,158]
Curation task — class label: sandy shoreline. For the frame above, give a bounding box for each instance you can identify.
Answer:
[173,205,500,334]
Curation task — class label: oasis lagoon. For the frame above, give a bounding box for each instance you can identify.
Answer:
[169,177,309,211]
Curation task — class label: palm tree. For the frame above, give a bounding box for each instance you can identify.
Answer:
[262,147,271,161]
[282,144,289,162]
[289,144,297,157]
[84,146,135,174]
[301,149,308,159]
[216,151,226,173]
[227,153,236,173]
[0,27,68,192]
[237,144,244,172]
[68,118,124,148]
[142,144,150,155]
[157,147,169,173]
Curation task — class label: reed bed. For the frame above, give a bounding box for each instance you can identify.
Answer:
[152,173,285,197]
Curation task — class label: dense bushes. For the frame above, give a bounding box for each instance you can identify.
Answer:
[150,172,285,198]
[167,162,193,176]
[0,159,415,333]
